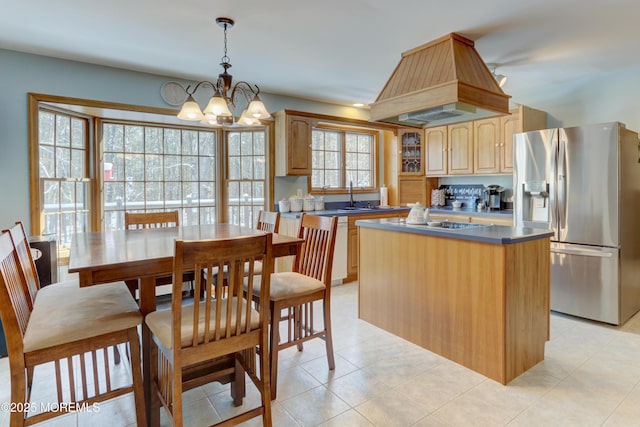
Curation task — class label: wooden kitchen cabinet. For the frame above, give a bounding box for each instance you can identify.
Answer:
[474,106,547,174]
[398,129,423,174]
[424,126,448,176]
[346,210,409,282]
[500,105,547,173]
[474,117,501,174]
[448,121,474,175]
[425,122,473,176]
[274,110,314,176]
[425,105,546,176]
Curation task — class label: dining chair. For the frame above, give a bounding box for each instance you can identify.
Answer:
[0,230,146,427]
[250,213,338,399]
[145,233,273,426]
[249,211,280,277]
[124,210,195,300]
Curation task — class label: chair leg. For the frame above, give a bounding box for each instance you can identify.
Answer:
[9,359,27,427]
[259,336,273,426]
[269,301,280,400]
[323,296,336,370]
[295,305,304,352]
[230,355,246,406]
[127,328,147,427]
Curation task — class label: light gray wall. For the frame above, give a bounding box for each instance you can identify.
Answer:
[2,48,640,229]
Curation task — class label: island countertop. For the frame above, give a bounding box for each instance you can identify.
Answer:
[355,217,553,245]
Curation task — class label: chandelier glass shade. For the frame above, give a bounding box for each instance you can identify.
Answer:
[176,17,271,126]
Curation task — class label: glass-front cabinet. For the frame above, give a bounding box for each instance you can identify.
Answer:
[398,129,423,174]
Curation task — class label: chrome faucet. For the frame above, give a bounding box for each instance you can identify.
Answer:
[349,180,355,208]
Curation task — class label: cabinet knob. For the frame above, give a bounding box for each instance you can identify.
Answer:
[495,143,499,147]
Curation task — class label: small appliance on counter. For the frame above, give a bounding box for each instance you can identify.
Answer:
[484,185,505,210]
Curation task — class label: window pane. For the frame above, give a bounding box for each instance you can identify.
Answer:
[165,156,181,181]
[182,130,197,155]
[55,147,70,178]
[183,156,198,181]
[104,182,124,211]
[228,156,240,180]
[125,126,143,152]
[71,148,84,178]
[145,154,163,181]
[71,118,84,149]
[200,132,215,156]
[104,124,124,152]
[145,182,163,206]
[39,145,55,178]
[228,133,240,155]
[56,115,70,147]
[164,129,181,154]
[127,154,145,181]
[145,127,163,154]
[39,111,55,145]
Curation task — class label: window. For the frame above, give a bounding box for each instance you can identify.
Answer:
[311,127,376,191]
[30,94,272,264]
[38,109,90,259]
[102,123,217,230]
[226,129,266,228]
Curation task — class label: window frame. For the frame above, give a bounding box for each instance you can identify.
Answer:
[310,123,379,195]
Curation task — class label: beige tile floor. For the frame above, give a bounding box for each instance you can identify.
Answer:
[1,281,640,426]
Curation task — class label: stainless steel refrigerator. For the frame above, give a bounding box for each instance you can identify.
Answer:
[514,122,640,325]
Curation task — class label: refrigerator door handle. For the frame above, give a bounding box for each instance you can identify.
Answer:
[557,134,568,235]
[550,247,613,258]
[550,131,559,240]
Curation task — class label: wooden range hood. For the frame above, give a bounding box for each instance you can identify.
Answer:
[370,32,511,128]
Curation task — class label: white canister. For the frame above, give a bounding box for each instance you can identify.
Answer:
[314,196,325,211]
[289,197,303,212]
[278,199,290,213]
[303,197,315,212]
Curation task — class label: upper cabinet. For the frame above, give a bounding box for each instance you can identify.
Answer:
[474,105,547,174]
[447,122,474,175]
[426,122,473,176]
[275,110,314,176]
[425,105,547,177]
[398,129,423,175]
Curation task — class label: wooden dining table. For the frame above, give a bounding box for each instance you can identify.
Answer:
[68,223,303,427]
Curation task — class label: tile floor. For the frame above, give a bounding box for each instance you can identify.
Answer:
[1,281,640,426]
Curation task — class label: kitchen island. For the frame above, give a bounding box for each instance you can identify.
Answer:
[356,218,553,384]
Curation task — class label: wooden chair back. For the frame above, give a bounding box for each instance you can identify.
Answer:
[125,211,179,229]
[256,210,280,233]
[173,233,273,353]
[293,213,338,286]
[4,222,39,307]
[0,231,31,352]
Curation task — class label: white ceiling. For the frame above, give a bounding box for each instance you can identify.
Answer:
[2,0,639,108]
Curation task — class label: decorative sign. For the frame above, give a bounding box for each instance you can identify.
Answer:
[439,184,485,206]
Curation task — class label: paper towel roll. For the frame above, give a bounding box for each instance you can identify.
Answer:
[380,186,389,207]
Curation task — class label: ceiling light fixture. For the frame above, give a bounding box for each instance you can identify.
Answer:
[487,63,507,88]
[176,17,271,126]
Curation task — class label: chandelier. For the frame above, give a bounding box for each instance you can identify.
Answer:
[176,17,271,126]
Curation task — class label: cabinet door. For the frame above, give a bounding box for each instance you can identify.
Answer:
[398,176,426,206]
[425,126,448,176]
[474,118,500,174]
[500,112,520,173]
[428,213,471,223]
[287,116,312,175]
[448,122,474,175]
[347,226,358,279]
[398,129,423,174]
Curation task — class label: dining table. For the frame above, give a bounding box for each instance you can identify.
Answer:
[68,223,303,427]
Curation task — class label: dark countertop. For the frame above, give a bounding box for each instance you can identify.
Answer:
[428,206,513,218]
[281,206,410,219]
[355,217,553,245]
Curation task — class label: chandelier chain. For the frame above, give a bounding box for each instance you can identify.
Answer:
[221,23,230,66]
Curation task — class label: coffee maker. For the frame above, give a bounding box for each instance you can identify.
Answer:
[484,185,504,210]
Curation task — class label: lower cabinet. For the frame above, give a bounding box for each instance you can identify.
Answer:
[347,211,409,282]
